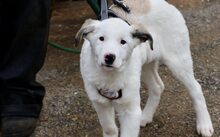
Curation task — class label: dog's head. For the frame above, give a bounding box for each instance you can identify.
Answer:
[75,18,153,71]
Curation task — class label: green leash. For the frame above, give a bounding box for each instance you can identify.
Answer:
[48,0,100,54]
[86,0,100,15]
[48,40,81,54]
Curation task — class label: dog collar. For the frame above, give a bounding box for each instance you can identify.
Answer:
[98,89,122,100]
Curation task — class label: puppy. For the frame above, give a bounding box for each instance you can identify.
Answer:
[76,0,214,137]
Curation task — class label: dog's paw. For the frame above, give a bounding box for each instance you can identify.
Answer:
[140,117,153,127]
[197,122,214,137]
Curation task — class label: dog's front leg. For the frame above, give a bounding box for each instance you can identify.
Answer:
[92,101,118,137]
[117,101,142,137]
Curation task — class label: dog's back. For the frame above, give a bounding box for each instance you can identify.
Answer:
[111,0,190,64]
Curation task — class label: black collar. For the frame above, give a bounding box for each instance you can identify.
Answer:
[98,89,122,100]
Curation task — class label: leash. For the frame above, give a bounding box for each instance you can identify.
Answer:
[99,0,109,20]
[48,40,81,54]
[48,0,100,54]
[98,0,130,20]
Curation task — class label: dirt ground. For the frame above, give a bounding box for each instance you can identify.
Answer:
[30,0,220,137]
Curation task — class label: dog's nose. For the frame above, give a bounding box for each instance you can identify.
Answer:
[104,53,116,65]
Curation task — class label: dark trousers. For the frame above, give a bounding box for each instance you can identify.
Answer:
[0,0,51,118]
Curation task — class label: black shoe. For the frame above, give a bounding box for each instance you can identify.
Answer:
[1,117,38,137]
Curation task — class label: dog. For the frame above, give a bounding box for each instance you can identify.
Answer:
[75,0,214,137]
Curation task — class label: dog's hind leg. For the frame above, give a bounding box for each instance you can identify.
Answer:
[164,56,214,137]
[92,102,118,137]
[140,61,165,127]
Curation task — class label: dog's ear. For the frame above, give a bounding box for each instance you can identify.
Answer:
[131,25,153,50]
[75,19,99,47]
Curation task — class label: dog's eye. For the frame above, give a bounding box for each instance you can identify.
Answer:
[99,36,104,41]
[121,39,127,45]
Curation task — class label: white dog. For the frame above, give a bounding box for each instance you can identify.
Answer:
[76,0,214,137]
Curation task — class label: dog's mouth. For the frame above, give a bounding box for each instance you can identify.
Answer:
[102,64,113,68]
[101,64,116,70]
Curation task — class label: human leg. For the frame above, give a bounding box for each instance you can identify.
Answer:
[0,0,51,136]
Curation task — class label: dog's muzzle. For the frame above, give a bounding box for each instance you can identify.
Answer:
[104,53,116,65]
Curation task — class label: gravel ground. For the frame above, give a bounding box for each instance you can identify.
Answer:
[23,0,220,137]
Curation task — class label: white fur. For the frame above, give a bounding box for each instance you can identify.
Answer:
[78,0,214,137]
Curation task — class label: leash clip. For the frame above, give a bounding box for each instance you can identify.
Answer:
[99,0,130,20]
